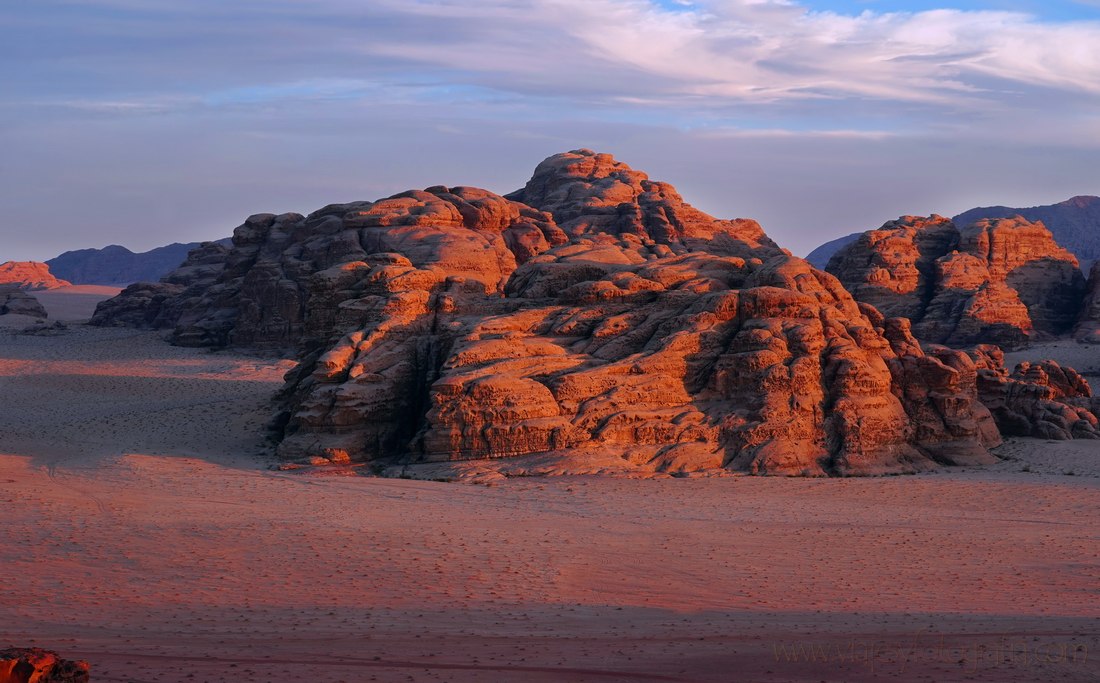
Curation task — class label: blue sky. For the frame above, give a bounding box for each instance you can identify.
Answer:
[800,0,1099,20]
[2,0,1099,261]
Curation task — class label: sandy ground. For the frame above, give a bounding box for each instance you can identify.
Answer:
[31,285,123,322]
[0,301,1097,682]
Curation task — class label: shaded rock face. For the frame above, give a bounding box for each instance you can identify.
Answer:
[0,262,70,291]
[1075,262,1100,344]
[0,647,89,683]
[0,286,48,318]
[93,151,1099,476]
[826,215,1085,349]
[969,346,1100,440]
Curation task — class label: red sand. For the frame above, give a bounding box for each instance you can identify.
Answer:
[0,312,1097,681]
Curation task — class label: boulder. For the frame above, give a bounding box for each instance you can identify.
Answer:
[0,286,48,318]
[0,647,89,683]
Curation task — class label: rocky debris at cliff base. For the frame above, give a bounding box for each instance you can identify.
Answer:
[969,345,1100,440]
[0,287,48,319]
[0,647,90,683]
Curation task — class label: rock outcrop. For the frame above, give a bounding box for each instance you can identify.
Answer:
[93,150,1099,477]
[46,239,233,286]
[0,286,48,318]
[505,150,780,258]
[0,647,89,683]
[1075,262,1100,344]
[954,195,1100,271]
[969,346,1100,440]
[0,262,70,291]
[826,215,1085,348]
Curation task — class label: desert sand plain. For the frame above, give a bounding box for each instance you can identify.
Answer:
[1,290,1097,682]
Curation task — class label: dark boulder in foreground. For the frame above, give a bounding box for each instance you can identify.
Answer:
[0,286,48,318]
[0,647,89,683]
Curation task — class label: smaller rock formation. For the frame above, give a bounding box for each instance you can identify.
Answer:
[0,647,89,683]
[0,286,48,318]
[1075,262,1100,344]
[954,195,1100,271]
[827,215,1085,348]
[969,346,1100,440]
[0,262,70,291]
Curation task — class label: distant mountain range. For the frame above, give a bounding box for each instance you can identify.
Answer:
[47,239,231,286]
[806,196,1100,271]
[805,233,860,269]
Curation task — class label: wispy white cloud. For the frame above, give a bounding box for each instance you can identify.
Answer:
[3,0,1100,262]
[7,0,1099,136]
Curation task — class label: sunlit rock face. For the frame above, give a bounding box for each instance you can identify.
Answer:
[827,215,1086,349]
[93,187,565,349]
[0,261,70,290]
[92,151,1099,476]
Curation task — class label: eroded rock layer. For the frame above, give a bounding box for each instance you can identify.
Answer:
[93,150,1099,476]
[826,216,1085,348]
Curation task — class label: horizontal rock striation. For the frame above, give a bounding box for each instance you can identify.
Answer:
[827,215,1086,349]
[93,150,1099,476]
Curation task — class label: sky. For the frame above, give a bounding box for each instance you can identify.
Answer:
[2,0,1100,262]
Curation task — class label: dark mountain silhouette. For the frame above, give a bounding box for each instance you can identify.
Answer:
[47,239,232,286]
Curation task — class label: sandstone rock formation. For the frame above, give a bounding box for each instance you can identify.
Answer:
[1075,262,1100,344]
[93,150,1100,476]
[0,286,48,318]
[954,195,1100,271]
[0,647,89,683]
[826,215,1086,348]
[505,150,779,258]
[46,239,232,286]
[969,346,1100,440]
[0,262,70,291]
